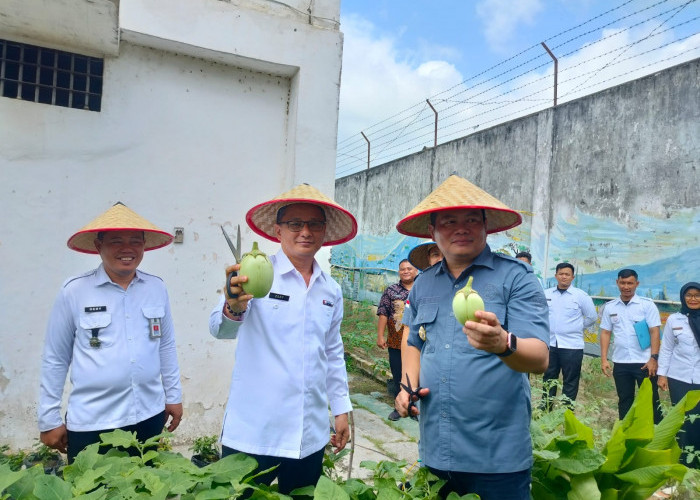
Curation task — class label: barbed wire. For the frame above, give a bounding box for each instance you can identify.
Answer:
[336,0,699,177]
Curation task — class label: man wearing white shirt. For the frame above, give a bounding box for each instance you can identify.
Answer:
[209,184,357,495]
[600,269,662,423]
[39,203,183,463]
[542,263,597,410]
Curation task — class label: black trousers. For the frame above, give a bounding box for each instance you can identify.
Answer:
[66,410,166,463]
[388,347,402,397]
[542,347,584,410]
[427,467,531,500]
[612,362,662,423]
[222,445,325,495]
[668,377,700,468]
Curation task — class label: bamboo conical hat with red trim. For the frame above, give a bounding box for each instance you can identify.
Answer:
[396,174,522,237]
[67,202,174,254]
[408,242,440,271]
[246,183,357,246]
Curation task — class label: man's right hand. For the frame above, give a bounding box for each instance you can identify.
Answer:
[224,264,253,316]
[658,375,669,391]
[395,386,430,418]
[40,425,67,454]
[376,334,387,349]
[601,359,612,377]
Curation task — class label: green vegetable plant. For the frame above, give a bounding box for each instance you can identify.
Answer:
[189,435,221,467]
[23,441,64,476]
[0,445,26,472]
[531,379,700,499]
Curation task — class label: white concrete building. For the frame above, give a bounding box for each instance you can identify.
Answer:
[0,0,343,448]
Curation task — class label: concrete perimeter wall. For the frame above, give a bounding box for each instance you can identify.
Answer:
[332,58,700,317]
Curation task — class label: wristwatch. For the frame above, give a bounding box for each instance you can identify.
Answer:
[650,353,659,360]
[496,332,517,357]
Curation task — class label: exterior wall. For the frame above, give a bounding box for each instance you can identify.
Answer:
[333,58,700,313]
[0,0,342,448]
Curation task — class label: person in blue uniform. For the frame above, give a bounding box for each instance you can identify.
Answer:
[394,175,549,500]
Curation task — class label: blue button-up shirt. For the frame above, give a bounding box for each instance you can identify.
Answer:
[405,245,549,473]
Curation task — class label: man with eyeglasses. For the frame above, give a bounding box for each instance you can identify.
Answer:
[209,184,357,495]
[600,268,663,423]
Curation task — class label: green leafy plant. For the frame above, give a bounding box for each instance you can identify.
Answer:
[189,434,221,465]
[23,440,64,475]
[531,379,700,499]
[0,445,26,472]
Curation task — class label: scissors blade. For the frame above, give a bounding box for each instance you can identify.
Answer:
[220,225,240,263]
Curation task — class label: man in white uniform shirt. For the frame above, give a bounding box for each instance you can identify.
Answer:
[38,203,183,463]
[542,263,597,410]
[209,184,357,495]
[600,268,662,423]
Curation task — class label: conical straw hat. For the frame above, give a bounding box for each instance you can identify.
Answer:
[396,175,522,237]
[408,242,440,271]
[246,183,357,246]
[67,202,174,254]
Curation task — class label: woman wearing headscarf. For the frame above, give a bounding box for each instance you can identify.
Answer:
[658,282,700,467]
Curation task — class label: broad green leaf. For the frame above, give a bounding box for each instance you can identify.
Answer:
[564,410,595,448]
[376,486,403,500]
[0,464,24,493]
[6,465,45,500]
[648,390,700,451]
[72,486,109,500]
[313,476,350,499]
[567,473,601,500]
[193,486,233,499]
[533,449,560,461]
[141,450,159,465]
[98,429,139,450]
[600,487,619,500]
[32,474,71,500]
[553,447,606,475]
[70,465,111,495]
[359,460,379,470]
[621,447,674,471]
[618,380,654,443]
[615,464,687,487]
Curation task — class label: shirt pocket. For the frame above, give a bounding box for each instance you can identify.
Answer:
[415,302,439,353]
[78,312,113,348]
[142,305,165,339]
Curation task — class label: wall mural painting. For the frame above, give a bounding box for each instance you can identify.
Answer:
[543,207,700,303]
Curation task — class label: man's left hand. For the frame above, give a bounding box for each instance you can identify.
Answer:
[330,413,349,453]
[164,403,183,432]
[642,358,658,377]
[463,310,507,354]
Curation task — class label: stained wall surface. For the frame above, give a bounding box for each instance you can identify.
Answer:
[333,58,700,311]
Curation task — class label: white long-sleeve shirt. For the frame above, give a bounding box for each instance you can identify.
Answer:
[544,286,597,349]
[658,312,700,383]
[38,265,182,432]
[600,294,661,363]
[209,250,352,459]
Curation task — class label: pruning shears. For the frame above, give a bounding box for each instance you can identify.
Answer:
[220,224,241,299]
[400,374,424,419]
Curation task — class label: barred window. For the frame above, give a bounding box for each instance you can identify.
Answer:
[0,39,103,112]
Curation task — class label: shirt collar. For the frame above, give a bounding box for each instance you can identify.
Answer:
[613,293,640,305]
[95,263,143,287]
[435,244,494,277]
[275,249,325,283]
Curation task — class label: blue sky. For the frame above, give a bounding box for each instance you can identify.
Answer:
[336,0,700,171]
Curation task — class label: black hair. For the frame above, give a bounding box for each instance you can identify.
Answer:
[276,204,326,223]
[617,268,638,280]
[515,251,532,262]
[399,259,411,266]
[429,209,486,226]
[555,262,575,273]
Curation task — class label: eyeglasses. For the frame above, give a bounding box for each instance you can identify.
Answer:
[278,220,326,232]
[685,293,700,300]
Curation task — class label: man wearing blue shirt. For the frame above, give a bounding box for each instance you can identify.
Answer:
[394,175,549,500]
[542,262,597,410]
[600,268,662,422]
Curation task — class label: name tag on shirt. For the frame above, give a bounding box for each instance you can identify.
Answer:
[323,300,334,307]
[84,306,107,313]
[269,293,289,301]
[672,327,683,331]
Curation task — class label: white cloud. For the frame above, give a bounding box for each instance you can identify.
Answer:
[337,14,464,169]
[475,0,544,54]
